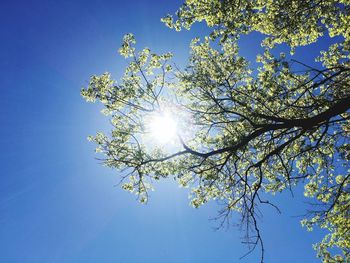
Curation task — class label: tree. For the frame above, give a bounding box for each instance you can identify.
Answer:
[81,1,350,262]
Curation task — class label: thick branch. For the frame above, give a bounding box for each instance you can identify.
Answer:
[257,96,350,128]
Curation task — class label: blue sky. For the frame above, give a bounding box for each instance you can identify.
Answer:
[0,1,330,262]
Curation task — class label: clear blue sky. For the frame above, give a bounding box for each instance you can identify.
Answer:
[0,1,331,262]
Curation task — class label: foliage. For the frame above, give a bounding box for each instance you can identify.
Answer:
[82,1,350,262]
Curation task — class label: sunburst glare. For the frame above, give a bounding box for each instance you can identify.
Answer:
[149,111,178,144]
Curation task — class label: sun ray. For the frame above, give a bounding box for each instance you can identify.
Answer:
[149,112,178,144]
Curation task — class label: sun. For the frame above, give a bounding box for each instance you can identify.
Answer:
[149,112,178,144]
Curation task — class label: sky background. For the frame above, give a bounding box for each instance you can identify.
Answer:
[0,0,332,262]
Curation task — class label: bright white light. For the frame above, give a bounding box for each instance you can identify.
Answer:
[149,112,177,144]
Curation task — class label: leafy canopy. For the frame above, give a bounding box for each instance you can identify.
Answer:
[82,1,350,262]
